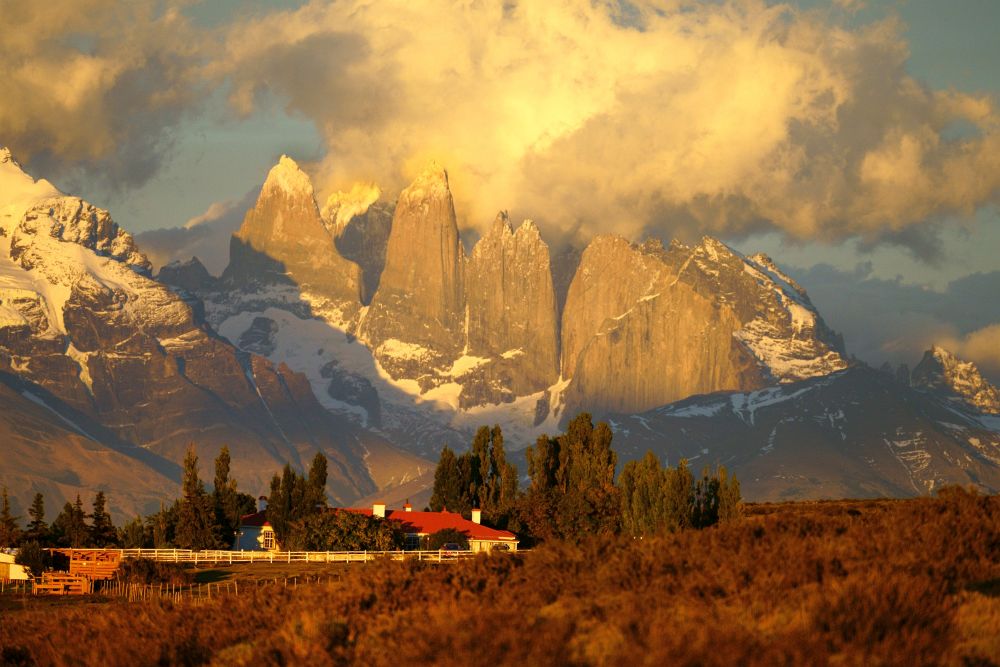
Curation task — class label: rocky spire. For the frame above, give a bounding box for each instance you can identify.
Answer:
[358,163,465,373]
[222,155,363,316]
[464,212,559,400]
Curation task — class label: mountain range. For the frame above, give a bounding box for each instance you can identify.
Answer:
[2,147,998,519]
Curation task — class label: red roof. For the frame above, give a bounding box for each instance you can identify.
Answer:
[239,511,271,527]
[346,508,518,542]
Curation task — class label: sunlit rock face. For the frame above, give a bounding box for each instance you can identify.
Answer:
[912,346,1000,414]
[224,155,364,319]
[0,149,376,507]
[562,236,848,414]
[322,184,394,304]
[463,212,560,405]
[358,165,466,380]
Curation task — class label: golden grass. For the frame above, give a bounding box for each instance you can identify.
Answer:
[1,492,998,666]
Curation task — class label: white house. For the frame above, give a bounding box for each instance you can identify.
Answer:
[0,552,30,580]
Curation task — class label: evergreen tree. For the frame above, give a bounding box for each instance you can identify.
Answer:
[691,466,721,529]
[118,515,149,548]
[151,502,178,548]
[0,486,20,547]
[51,496,90,547]
[90,491,117,547]
[25,493,47,545]
[174,444,216,550]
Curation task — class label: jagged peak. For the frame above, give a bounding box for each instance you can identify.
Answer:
[164,256,206,270]
[929,344,953,360]
[490,210,513,236]
[695,235,736,259]
[322,182,381,228]
[914,345,1000,414]
[0,146,14,164]
[516,219,541,240]
[400,161,451,203]
[262,155,314,198]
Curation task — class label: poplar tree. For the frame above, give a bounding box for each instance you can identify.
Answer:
[213,446,241,547]
[663,459,694,531]
[521,413,620,540]
[429,446,463,512]
[619,451,668,537]
[306,452,328,510]
[174,444,216,550]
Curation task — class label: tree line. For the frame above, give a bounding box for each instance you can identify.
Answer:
[1,412,742,557]
[0,444,260,552]
[428,412,742,544]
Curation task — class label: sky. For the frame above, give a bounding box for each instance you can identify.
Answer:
[1,0,998,379]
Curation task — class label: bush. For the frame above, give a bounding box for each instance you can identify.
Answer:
[14,540,48,577]
[424,528,469,550]
[116,558,191,585]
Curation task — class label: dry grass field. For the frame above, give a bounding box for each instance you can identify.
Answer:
[1,489,998,666]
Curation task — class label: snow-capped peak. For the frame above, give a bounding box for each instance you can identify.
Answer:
[0,147,61,232]
[914,346,1000,414]
[262,155,314,198]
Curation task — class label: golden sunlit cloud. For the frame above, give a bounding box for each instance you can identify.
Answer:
[2,0,999,253]
[215,0,1000,249]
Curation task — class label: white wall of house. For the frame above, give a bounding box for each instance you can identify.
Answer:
[0,552,30,580]
[469,539,518,553]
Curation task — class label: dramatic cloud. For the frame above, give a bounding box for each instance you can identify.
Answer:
[4,1,999,256]
[789,264,1000,382]
[0,1,207,189]
[135,189,257,274]
[214,0,1000,251]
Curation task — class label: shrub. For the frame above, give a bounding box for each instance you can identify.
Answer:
[116,558,191,585]
[14,540,48,577]
[424,528,469,550]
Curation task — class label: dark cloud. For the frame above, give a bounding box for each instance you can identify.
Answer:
[789,263,1000,382]
[135,188,257,275]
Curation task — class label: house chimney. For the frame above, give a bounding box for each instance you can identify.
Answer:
[373,502,386,518]
[258,495,268,512]
[404,500,412,512]
[471,508,481,524]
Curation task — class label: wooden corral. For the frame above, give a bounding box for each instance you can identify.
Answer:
[54,549,122,581]
[32,572,93,595]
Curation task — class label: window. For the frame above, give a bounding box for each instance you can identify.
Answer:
[262,530,275,550]
[404,534,421,551]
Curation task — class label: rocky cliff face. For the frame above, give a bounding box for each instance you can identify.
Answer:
[322,184,394,304]
[912,346,1000,414]
[463,213,559,404]
[223,156,364,322]
[0,150,381,508]
[358,165,465,379]
[561,236,847,414]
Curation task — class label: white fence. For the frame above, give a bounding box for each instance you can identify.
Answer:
[71,548,478,565]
